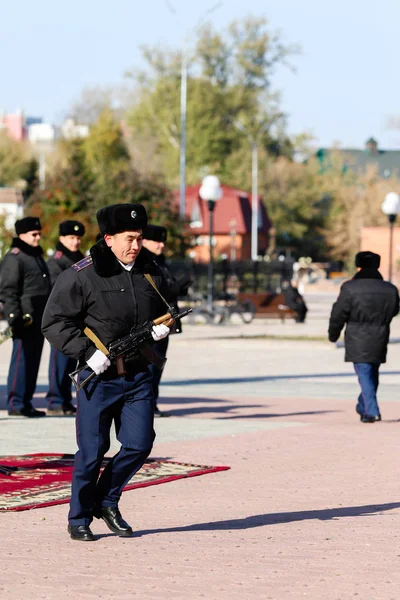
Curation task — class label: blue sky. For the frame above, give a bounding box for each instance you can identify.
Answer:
[1,0,400,149]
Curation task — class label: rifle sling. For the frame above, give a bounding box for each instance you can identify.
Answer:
[144,273,173,312]
[83,327,109,356]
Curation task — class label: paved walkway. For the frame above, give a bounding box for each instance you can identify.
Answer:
[1,292,400,599]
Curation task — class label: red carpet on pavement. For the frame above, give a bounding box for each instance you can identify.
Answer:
[0,453,230,512]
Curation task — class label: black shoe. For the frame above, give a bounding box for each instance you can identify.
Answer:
[360,415,381,423]
[154,406,169,418]
[67,524,95,541]
[8,407,46,418]
[94,506,133,536]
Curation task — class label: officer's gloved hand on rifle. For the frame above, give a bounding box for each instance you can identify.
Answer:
[151,323,170,342]
[87,350,111,375]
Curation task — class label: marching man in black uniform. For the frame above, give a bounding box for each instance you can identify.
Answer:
[46,220,85,415]
[42,204,170,541]
[1,217,51,417]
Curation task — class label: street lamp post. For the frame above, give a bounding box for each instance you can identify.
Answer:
[233,120,270,263]
[381,192,400,282]
[165,1,223,219]
[199,175,222,312]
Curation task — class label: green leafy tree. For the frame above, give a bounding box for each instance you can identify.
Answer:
[127,16,297,186]
[28,111,187,254]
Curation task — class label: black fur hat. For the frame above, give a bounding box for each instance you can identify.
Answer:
[96,203,148,235]
[355,251,381,269]
[59,220,85,237]
[15,217,42,235]
[143,224,167,242]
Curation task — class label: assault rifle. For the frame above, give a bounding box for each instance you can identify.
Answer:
[69,308,192,392]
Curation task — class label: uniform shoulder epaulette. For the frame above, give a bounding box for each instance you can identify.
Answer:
[72,256,93,272]
[10,247,20,255]
[54,250,63,260]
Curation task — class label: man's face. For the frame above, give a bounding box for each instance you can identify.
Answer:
[60,235,82,252]
[105,230,143,264]
[143,239,165,256]
[19,230,41,247]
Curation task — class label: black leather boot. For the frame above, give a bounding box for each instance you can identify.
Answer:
[67,524,95,541]
[94,506,133,536]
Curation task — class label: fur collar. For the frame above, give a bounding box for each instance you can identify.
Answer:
[90,240,158,277]
[56,241,83,263]
[353,268,383,280]
[12,237,44,257]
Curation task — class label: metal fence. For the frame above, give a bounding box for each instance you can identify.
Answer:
[169,258,295,298]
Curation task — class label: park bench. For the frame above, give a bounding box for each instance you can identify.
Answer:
[236,292,297,323]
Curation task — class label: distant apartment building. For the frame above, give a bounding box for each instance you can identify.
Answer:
[0,188,24,229]
[0,110,89,144]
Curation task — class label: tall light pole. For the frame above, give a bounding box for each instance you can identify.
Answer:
[199,175,222,311]
[233,121,269,262]
[165,1,223,219]
[179,51,188,220]
[381,192,400,282]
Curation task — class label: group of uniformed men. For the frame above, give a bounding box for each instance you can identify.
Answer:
[1,203,189,540]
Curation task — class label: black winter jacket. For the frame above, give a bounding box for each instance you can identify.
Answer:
[151,253,192,334]
[42,241,168,366]
[47,241,84,286]
[328,269,399,363]
[0,238,51,327]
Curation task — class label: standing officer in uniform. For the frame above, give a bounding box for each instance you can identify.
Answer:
[142,224,192,417]
[46,220,85,416]
[42,204,170,541]
[0,217,51,417]
[328,251,399,423]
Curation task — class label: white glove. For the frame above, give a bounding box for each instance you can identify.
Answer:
[151,323,170,342]
[87,349,111,375]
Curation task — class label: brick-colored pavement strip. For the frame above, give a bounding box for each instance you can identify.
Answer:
[1,293,400,600]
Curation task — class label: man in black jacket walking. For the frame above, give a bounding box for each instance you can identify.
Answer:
[0,217,51,417]
[328,251,399,423]
[46,220,85,415]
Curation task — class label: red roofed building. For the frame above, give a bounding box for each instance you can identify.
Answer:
[178,184,271,262]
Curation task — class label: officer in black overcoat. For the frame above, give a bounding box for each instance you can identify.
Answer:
[46,220,85,415]
[328,251,399,422]
[142,224,192,416]
[42,204,170,541]
[0,217,51,417]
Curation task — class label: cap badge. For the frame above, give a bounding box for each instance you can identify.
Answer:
[131,210,137,219]
[74,225,79,231]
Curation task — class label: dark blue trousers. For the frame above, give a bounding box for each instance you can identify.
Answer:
[148,337,169,409]
[354,362,381,418]
[46,347,76,408]
[7,323,44,412]
[68,367,155,526]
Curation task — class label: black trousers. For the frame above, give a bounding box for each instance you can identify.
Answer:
[148,337,169,408]
[68,367,155,526]
[7,323,44,412]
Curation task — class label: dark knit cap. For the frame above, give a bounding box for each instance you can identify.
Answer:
[15,217,42,235]
[59,220,85,237]
[355,251,381,269]
[143,224,167,242]
[96,203,147,235]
